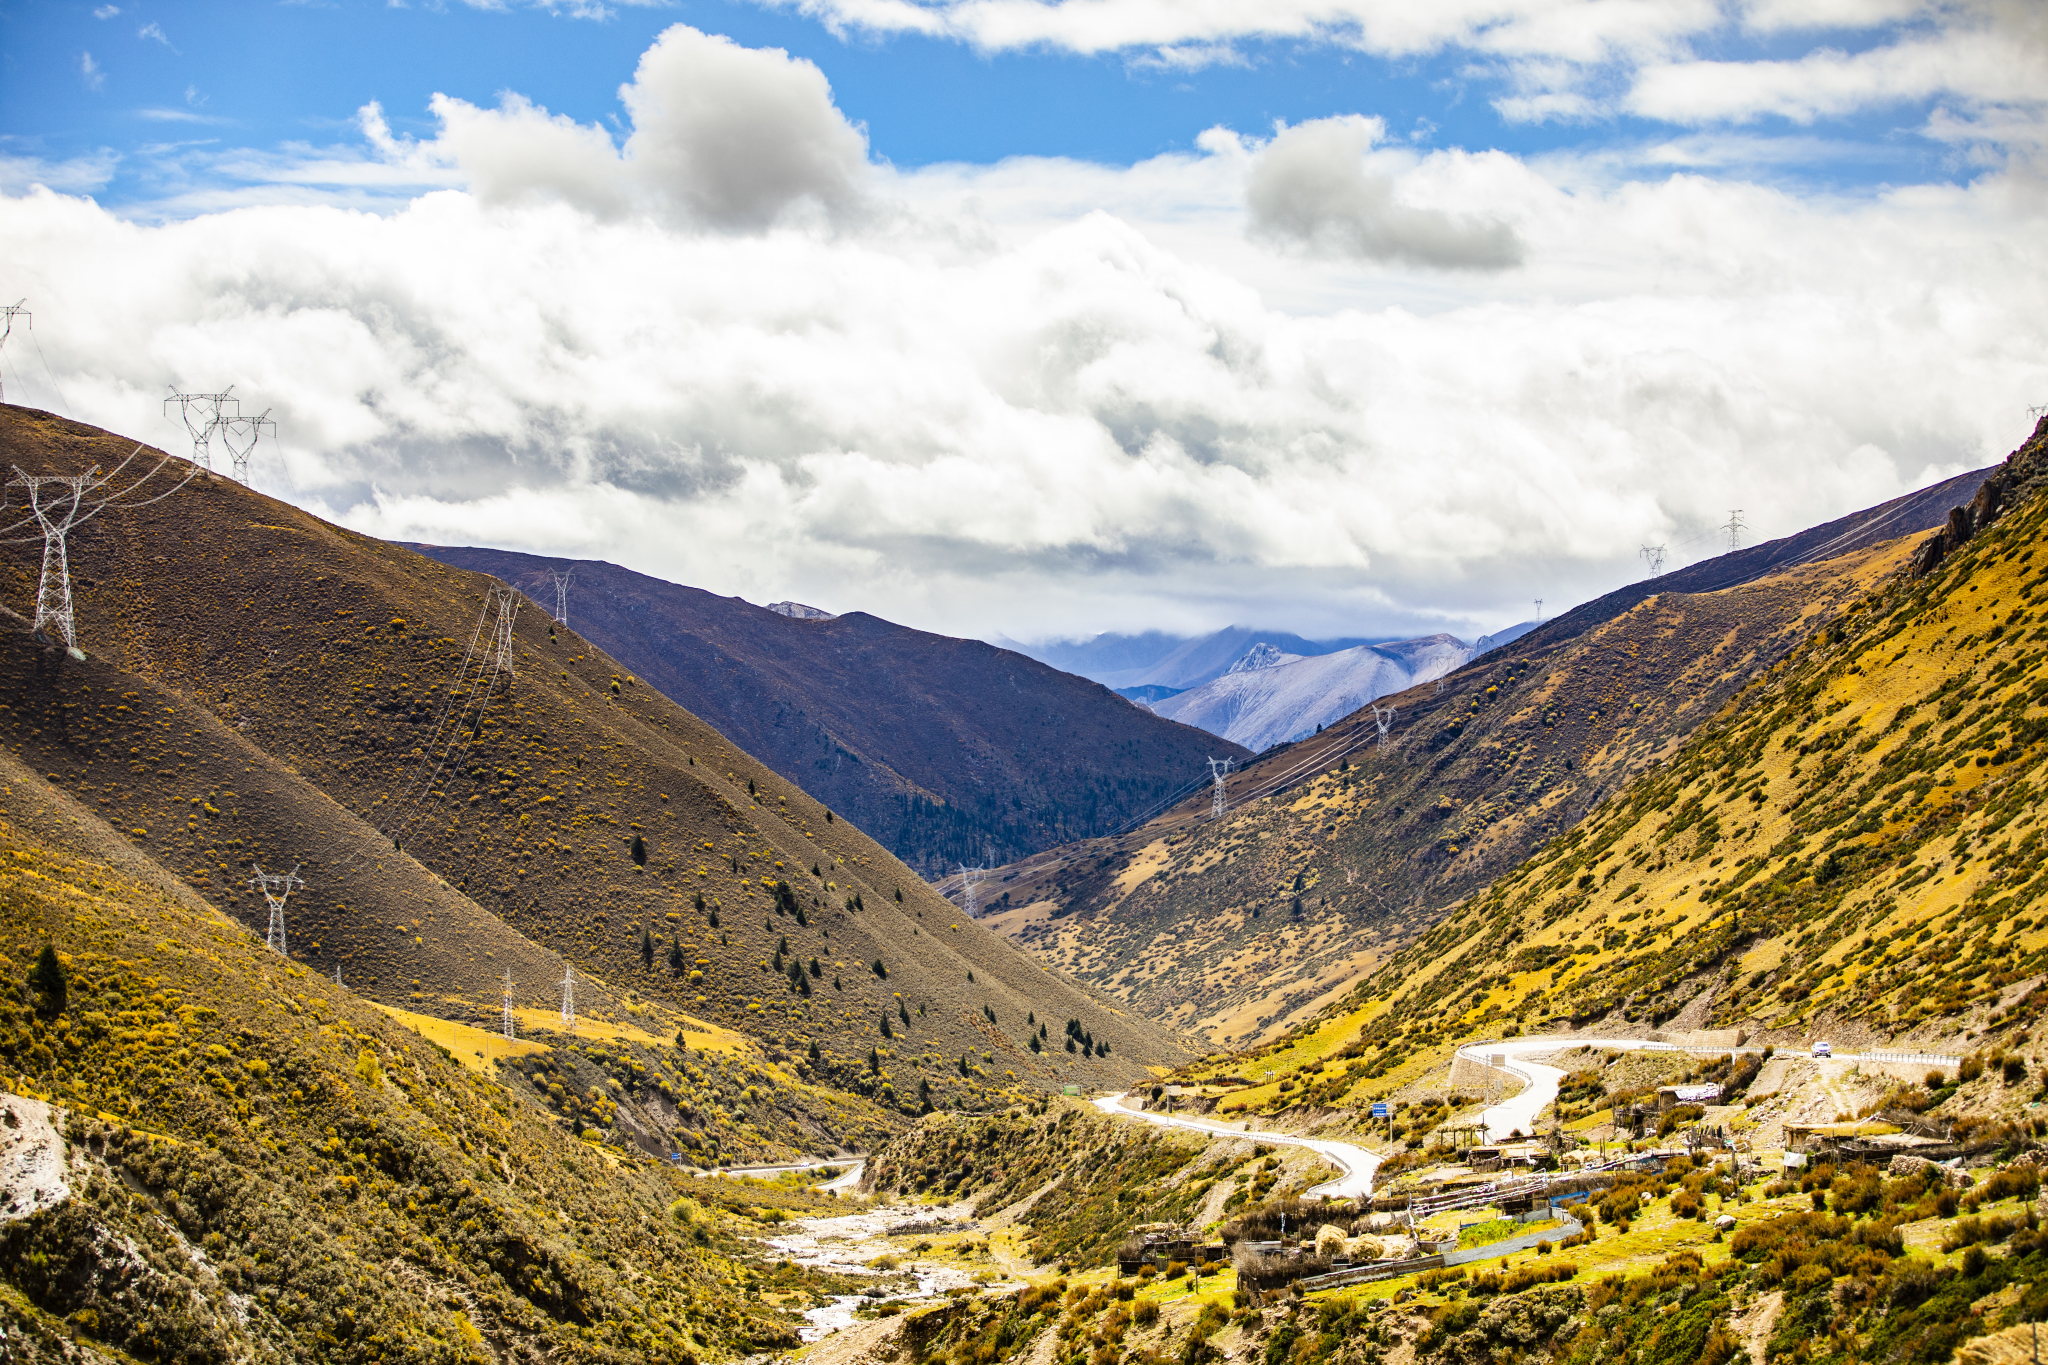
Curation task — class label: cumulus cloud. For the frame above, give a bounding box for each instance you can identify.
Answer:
[361,24,873,231]
[3,23,2046,642]
[4,136,2043,640]
[1242,117,1524,270]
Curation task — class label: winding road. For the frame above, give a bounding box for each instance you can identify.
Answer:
[1455,1037,1961,1144]
[1090,1093,1382,1200]
[1089,1036,1962,1198]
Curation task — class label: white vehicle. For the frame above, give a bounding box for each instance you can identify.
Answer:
[1811,1041,1833,1058]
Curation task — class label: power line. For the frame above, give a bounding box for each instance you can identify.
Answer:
[549,567,574,626]
[1,445,196,659]
[218,407,276,486]
[1721,509,1747,553]
[502,970,517,1040]
[490,584,521,676]
[560,966,576,1033]
[249,863,303,957]
[1370,702,1397,749]
[164,387,239,473]
[0,301,28,402]
[1207,756,1234,820]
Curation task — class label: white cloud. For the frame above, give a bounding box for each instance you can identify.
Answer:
[1242,116,1524,269]
[81,52,106,93]
[93,4,119,17]
[4,25,2046,642]
[137,21,175,48]
[356,25,873,230]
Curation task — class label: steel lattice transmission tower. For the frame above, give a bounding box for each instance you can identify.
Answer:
[502,970,517,1040]
[1370,702,1397,749]
[249,863,304,957]
[164,386,239,472]
[1640,544,1666,577]
[559,966,576,1032]
[1722,509,1748,552]
[1206,756,1234,820]
[219,407,276,486]
[2,446,194,658]
[488,584,522,675]
[956,863,987,917]
[549,567,574,626]
[0,301,29,402]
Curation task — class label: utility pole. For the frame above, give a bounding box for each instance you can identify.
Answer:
[2,447,194,658]
[0,301,28,402]
[549,567,573,626]
[1640,544,1666,577]
[502,970,517,1040]
[164,387,239,472]
[1207,756,1233,820]
[1722,510,1747,553]
[560,965,576,1032]
[248,864,303,957]
[219,407,275,486]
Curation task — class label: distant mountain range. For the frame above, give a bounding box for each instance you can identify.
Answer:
[1145,633,1475,752]
[410,547,1250,874]
[1010,626,1388,691]
[1009,621,1539,751]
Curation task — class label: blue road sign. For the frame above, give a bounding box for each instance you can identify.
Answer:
[1369,1102,1392,1118]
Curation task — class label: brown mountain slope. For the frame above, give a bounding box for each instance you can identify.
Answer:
[984,463,1997,1045]
[0,404,1188,1121]
[0,739,839,1363]
[409,545,1252,875]
[1309,415,2048,1059]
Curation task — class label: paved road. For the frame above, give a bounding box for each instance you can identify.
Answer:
[1455,1038,1962,1144]
[1091,1093,1383,1200]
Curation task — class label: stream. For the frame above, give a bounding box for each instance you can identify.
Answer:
[763,1198,991,1343]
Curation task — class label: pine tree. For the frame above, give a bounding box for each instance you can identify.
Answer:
[668,938,684,973]
[29,945,65,1018]
[631,833,648,867]
[640,925,654,967]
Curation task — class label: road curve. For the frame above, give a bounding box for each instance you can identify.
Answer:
[1091,1093,1382,1201]
[1456,1037,1962,1143]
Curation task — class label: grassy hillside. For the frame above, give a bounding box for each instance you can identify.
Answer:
[986,537,1912,1044]
[409,546,1250,875]
[1315,417,2048,1057]
[0,403,1187,1138]
[0,741,839,1362]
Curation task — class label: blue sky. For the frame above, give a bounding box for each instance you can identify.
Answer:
[1,0,1974,205]
[0,1,2043,643]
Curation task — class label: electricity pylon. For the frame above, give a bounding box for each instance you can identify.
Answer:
[1207,756,1234,820]
[502,970,517,1040]
[957,863,986,917]
[249,863,303,957]
[549,567,573,626]
[0,301,28,402]
[1640,544,1666,577]
[490,585,521,675]
[1534,599,1544,622]
[1370,702,1397,749]
[1,445,194,657]
[1722,510,1747,552]
[164,386,239,472]
[559,966,576,1032]
[218,407,275,486]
